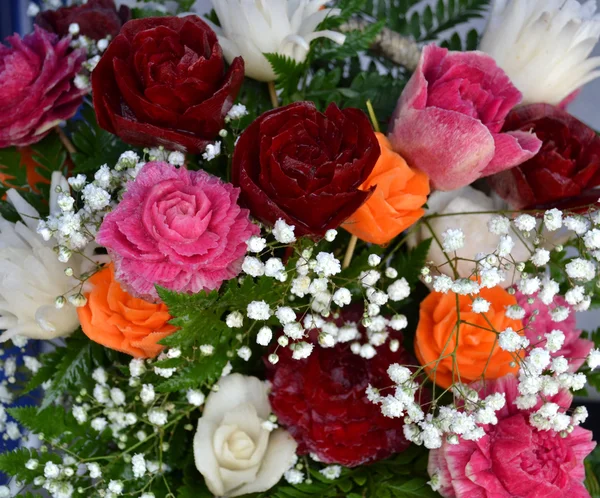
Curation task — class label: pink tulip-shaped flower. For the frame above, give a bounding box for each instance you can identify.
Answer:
[388,45,542,191]
[97,162,259,302]
[429,375,595,498]
[0,27,86,148]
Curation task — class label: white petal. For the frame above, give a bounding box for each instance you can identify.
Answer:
[203,374,271,422]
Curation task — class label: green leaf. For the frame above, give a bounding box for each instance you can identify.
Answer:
[264,53,308,96]
[0,448,60,483]
[317,20,384,61]
[68,101,132,173]
[7,405,79,441]
[391,238,433,288]
[40,332,94,410]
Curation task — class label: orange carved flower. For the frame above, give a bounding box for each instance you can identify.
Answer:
[77,264,177,358]
[414,285,523,389]
[342,133,429,245]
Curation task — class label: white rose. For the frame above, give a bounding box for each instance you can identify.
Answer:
[194,374,297,497]
[409,186,530,285]
[480,0,600,105]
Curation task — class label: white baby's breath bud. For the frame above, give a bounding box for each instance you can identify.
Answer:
[530,248,550,267]
[387,364,412,384]
[140,384,155,406]
[442,228,465,252]
[242,256,265,277]
[544,330,565,353]
[498,327,528,352]
[564,216,590,235]
[566,258,596,282]
[359,270,380,288]
[256,326,273,346]
[471,297,490,313]
[320,465,342,480]
[186,389,205,407]
[202,141,221,161]
[332,287,351,307]
[246,236,267,253]
[68,23,80,36]
[226,104,248,120]
[550,306,570,323]
[291,341,314,360]
[517,276,541,295]
[488,215,510,235]
[225,311,244,328]
[247,300,271,320]
[497,234,515,257]
[108,480,124,495]
[277,335,289,347]
[385,267,398,279]
[588,349,600,370]
[273,219,296,244]
[388,278,410,301]
[27,2,40,16]
[324,229,337,242]
[200,344,215,356]
[237,346,252,361]
[544,209,563,231]
[87,462,102,478]
[389,314,408,331]
[268,353,279,365]
[514,214,536,232]
[368,254,381,267]
[283,322,304,340]
[147,408,168,426]
[432,275,453,293]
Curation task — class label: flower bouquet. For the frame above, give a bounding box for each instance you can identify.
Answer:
[2,0,600,497]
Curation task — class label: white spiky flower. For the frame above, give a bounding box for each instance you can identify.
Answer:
[202,0,346,81]
[0,173,93,342]
[480,0,600,105]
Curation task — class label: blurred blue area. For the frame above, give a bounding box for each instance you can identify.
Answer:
[1,0,31,39]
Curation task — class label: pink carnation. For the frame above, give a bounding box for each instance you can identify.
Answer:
[96,162,259,302]
[516,292,593,371]
[0,26,86,148]
[388,44,542,191]
[429,375,595,498]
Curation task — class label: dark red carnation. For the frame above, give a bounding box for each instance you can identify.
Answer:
[35,0,130,41]
[266,308,415,467]
[0,27,86,148]
[488,104,600,209]
[91,16,244,153]
[232,102,380,237]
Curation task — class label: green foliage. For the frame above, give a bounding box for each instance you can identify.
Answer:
[68,101,132,173]
[360,0,491,50]
[391,238,433,288]
[265,53,309,96]
[38,331,95,410]
[156,276,283,391]
[8,405,80,442]
[317,20,385,61]
[250,446,439,498]
[0,448,61,483]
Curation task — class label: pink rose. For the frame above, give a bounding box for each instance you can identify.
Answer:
[429,375,595,498]
[388,45,542,191]
[0,27,86,148]
[516,292,593,372]
[96,162,259,302]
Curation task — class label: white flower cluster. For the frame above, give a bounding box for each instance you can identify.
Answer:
[371,366,506,449]
[238,219,412,362]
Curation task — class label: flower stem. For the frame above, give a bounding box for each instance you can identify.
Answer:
[268,81,279,108]
[366,100,380,133]
[342,234,358,270]
[55,126,76,155]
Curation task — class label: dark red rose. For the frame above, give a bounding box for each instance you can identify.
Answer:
[488,104,600,209]
[91,16,244,153]
[266,308,415,467]
[232,102,380,237]
[0,27,86,148]
[35,0,130,41]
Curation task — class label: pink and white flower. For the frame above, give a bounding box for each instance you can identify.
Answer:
[96,162,259,302]
[428,375,595,498]
[388,45,542,191]
[0,27,86,147]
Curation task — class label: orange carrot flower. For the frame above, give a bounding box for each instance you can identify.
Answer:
[414,286,523,389]
[0,147,48,193]
[77,264,177,358]
[342,132,429,245]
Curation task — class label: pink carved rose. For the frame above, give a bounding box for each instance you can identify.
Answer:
[516,292,593,372]
[429,375,595,498]
[0,27,86,148]
[388,45,542,191]
[96,162,259,302]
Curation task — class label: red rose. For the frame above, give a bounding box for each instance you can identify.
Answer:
[488,104,600,209]
[232,102,380,237]
[91,16,244,153]
[0,27,86,148]
[266,308,414,467]
[35,0,130,41]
